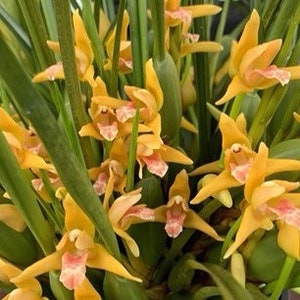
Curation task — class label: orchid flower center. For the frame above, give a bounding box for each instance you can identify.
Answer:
[165,195,187,238]
[142,152,168,178]
[93,172,108,196]
[268,199,300,228]
[59,250,88,290]
[229,143,253,184]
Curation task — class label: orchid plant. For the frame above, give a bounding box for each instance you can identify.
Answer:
[0,0,300,299]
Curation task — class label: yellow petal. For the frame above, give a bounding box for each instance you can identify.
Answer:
[75,278,102,300]
[0,204,26,232]
[87,244,142,282]
[159,144,193,165]
[0,108,26,141]
[108,189,142,225]
[79,123,102,140]
[113,226,140,257]
[229,9,260,75]
[277,222,300,260]
[223,205,273,259]
[92,95,128,109]
[11,251,63,284]
[244,142,268,201]
[182,4,222,18]
[267,158,300,176]
[283,65,300,80]
[219,113,251,150]
[73,10,94,62]
[20,151,50,170]
[184,210,223,241]
[145,59,163,111]
[63,194,95,237]
[188,161,222,176]
[190,170,240,204]
[169,169,190,200]
[250,181,285,209]
[46,41,60,52]
[180,41,223,56]
[215,75,252,105]
[180,116,198,133]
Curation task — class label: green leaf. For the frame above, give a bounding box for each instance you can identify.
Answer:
[188,260,254,300]
[269,139,300,159]
[193,286,220,300]
[0,224,38,267]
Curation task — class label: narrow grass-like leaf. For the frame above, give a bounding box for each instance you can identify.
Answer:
[188,260,254,300]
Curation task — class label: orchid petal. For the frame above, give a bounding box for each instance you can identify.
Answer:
[63,194,95,236]
[215,75,252,105]
[11,251,63,284]
[190,170,240,204]
[87,244,142,282]
[223,206,273,259]
[188,161,221,176]
[59,251,88,290]
[266,158,300,176]
[74,278,102,300]
[142,152,168,177]
[219,113,251,150]
[108,189,142,225]
[169,169,190,200]
[0,108,26,141]
[159,144,193,165]
[244,142,268,201]
[79,123,102,140]
[0,204,26,232]
[277,222,300,260]
[181,41,223,56]
[32,62,64,82]
[253,65,290,86]
[73,10,93,63]
[229,9,260,75]
[184,210,223,241]
[182,4,222,18]
[113,226,140,257]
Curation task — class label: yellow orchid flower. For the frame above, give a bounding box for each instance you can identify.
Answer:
[190,113,300,204]
[136,133,193,178]
[0,258,48,300]
[31,169,63,203]
[11,192,141,297]
[0,107,52,171]
[89,157,127,211]
[92,59,163,138]
[154,169,223,241]
[164,1,222,58]
[224,143,300,260]
[79,76,121,141]
[108,188,155,257]
[32,10,96,87]
[216,9,300,105]
[104,10,132,73]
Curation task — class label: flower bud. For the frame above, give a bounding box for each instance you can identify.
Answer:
[198,174,233,207]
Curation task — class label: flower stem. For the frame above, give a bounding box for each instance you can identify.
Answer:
[125,0,147,191]
[53,0,94,168]
[192,0,211,164]
[270,255,296,300]
[150,0,166,62]
[110,0,126,97]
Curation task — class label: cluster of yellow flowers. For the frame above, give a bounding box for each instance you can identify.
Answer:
[1,2,300,299]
